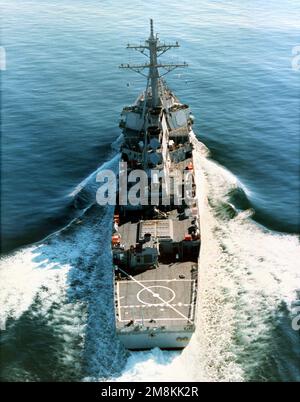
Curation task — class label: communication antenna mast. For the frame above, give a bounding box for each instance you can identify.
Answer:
[120,19,187,108]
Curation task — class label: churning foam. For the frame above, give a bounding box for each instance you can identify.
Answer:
[0,154,125,380]
[113,349,191,382]
[0,245,70,327]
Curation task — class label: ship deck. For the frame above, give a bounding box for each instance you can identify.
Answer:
[117,211,194,247]
[115,260,197,331]
[115,210,199,332]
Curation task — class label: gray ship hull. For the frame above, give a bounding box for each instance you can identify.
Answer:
[118,328,194,350]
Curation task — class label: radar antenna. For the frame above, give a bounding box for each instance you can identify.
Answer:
[119,19,187,107]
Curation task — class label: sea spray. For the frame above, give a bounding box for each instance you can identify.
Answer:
[0,155,127,381]
[183,134,300,382]
[113,348,189,382]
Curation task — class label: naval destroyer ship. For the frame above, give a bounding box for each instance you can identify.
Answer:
[112,20,200,349]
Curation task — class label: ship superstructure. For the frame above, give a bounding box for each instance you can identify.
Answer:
[112,20,200,349]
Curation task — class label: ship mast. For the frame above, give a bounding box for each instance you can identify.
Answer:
[120,19,187,108]
[148,19,159,108]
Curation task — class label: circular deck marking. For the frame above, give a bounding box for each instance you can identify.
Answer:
[137,285,176,306]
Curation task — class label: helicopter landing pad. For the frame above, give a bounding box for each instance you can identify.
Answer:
[116,277,196,328]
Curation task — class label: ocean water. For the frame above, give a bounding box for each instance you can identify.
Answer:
[1,0,300,382]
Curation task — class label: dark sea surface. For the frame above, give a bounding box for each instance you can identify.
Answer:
[1,0,300,382]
